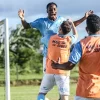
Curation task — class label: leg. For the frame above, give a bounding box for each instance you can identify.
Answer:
[37,74,55,100]
[95,98,100,100]
[43,57,46,74]
[58,94,61,100]
[55,75,70,100]
[74,96,96,100]
[37,93,46,100]
[60,95,68,100]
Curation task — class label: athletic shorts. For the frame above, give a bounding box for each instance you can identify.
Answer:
[43,57,46,74]
[39,73,70,95]
[75,96,100,100]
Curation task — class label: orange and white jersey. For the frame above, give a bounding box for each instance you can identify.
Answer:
[77,36,100,98]
[69,35,100,98]
[46,34,72,75]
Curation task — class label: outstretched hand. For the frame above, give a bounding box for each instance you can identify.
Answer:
[66,19,73,26]
[18,9,25,20]
[84,10,93,18]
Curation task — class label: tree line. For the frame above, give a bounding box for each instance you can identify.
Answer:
[0,25,43,75]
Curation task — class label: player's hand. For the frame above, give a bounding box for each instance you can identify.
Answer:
[51,60,59,69]
[84,10,93,18]
[18,9,25,21]
[67,19,73,24]
[67,19,73,28]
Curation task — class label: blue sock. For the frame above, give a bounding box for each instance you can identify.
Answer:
[37,94,45,100]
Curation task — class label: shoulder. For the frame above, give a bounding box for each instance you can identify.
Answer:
[58,16,65,20]
[57,16,66,22]
[75,41,82,48]
[80,36,91,44]
[49,35,58,42]
[34,17,48,22]
[50,34,58,39]
[64,36,72,42]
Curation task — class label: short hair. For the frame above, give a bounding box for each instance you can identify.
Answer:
[86,14,100,33]
[46,2,57,9]
[61,21,71,35]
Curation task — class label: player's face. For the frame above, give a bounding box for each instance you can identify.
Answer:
[47,4,57,21]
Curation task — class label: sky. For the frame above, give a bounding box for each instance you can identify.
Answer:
[0,0,100,40]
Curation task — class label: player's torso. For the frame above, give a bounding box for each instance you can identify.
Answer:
[40,16,66,56]
[46,35,71,75]
[77,36,100,98]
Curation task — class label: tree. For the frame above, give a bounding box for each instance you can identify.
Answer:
[0,24,43,76]
[10,25,43,74]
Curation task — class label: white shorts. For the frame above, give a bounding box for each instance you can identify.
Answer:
[39,73,70,95]
[75,96,100,100]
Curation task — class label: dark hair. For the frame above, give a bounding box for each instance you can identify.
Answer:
[61,21,71,35]
[46,2,57,9]
[86,14,100,33]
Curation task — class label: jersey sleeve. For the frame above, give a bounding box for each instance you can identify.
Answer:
[70,35,78,44]
[29,18,43,34]
[69,42,82,64]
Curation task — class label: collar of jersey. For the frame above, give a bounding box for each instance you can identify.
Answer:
[47,16,59,22]
[58,34,68,38]
[89,34,100,37]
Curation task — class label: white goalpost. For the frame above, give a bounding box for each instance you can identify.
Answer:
[0,19,10,100]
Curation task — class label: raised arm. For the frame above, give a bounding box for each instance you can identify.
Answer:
[18,9,31,29]
[73,10,93,27]
[68,19,78,38]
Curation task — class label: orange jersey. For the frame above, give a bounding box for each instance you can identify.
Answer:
[46,34,71,75]
[76,36,100,98]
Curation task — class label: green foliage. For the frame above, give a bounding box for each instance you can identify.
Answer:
[0,25,43,76]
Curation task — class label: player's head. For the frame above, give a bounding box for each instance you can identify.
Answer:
[46,2,57,21]
[59,21,72,35]
[86,14,100,35]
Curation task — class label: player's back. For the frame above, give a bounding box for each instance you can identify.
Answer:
[77,36,100,98]
[46,34,71,75]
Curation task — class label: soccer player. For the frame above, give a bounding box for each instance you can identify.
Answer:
[52,14,100,100]
[37,19,78,100]
[18,2,93,74]
[18,2,93,100]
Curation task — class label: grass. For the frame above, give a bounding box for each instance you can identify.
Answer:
[0,65,79,100]
[0,65,79,81]
[0,83,77,100]
[0,69,43,81]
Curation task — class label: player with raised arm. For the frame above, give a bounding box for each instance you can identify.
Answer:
[37,19,78,100]
[52,14,100,100]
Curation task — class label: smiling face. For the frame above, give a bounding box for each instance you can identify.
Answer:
[47,4,57,21]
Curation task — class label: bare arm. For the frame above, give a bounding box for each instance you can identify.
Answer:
[73,10,93,27]
[51,61,75,70]
[18,9,31,29]
[21,20,31,29]
[68,19,78,38]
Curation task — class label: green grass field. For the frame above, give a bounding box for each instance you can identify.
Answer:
[0,66,79,100]
[0,84,77,100]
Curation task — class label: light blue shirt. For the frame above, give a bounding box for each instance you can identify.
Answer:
[69,34,100,64]
[30,16,66,57]
[69,42,82,64]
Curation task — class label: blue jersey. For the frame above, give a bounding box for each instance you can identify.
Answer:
[69,34,100,64]
[30,16,66,57]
